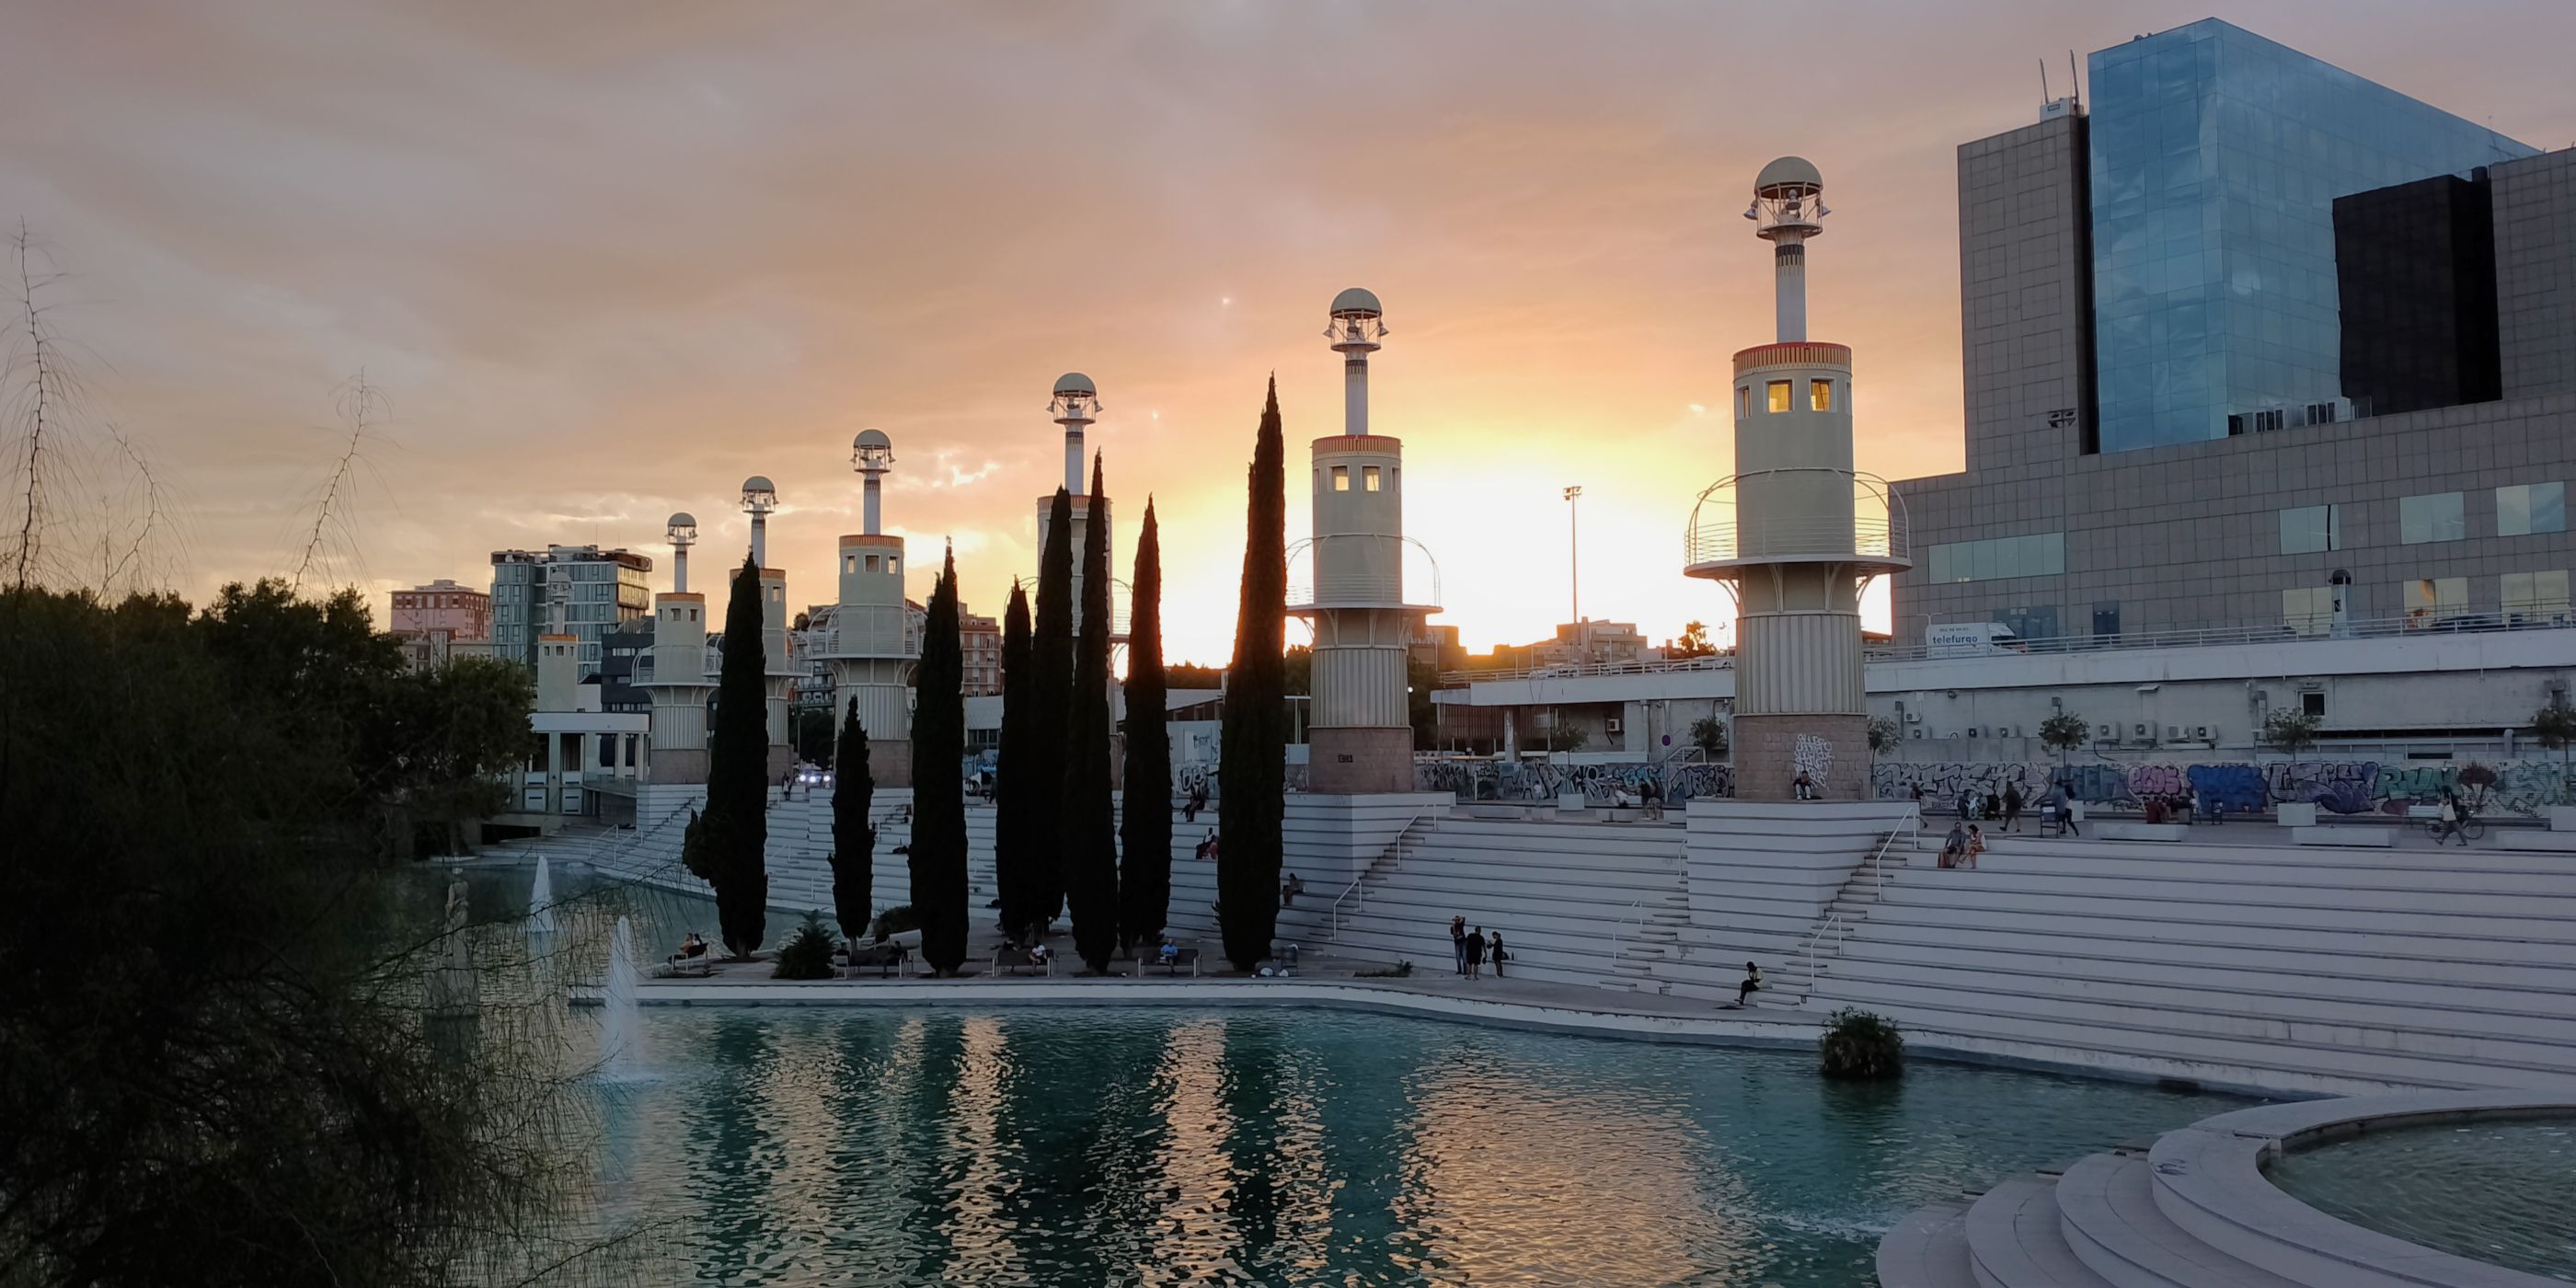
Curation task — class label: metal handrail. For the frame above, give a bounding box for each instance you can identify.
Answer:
[1783,820,1917,994]
[1685,515,1906,566]
[1327,818,1427,942]
[1436,614,2576,686]
[1606,897,1652,962]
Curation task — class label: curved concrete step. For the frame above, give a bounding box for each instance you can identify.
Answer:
[2054,1152,2303,1288]
[1876,1197,1977,1288]
[1961,1174,2112,1288]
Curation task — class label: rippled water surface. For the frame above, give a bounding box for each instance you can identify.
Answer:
[2267,1120,2576,1282]
[574,1005,2243,1286]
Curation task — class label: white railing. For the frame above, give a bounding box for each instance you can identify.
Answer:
[1685,514,1906,567]
[1782,820,1917,996]
[1605,897,1653,962]
[1327,817,1428,942]
[1438,614,2576,685]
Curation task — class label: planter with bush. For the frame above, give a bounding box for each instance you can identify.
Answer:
[1819,1007,1904,1080]
[772,912,838,981]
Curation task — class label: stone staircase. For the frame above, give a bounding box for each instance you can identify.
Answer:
[1764,823,1917,1006]
[1603,903,1690,995]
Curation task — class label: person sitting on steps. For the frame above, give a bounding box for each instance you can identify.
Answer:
[1793,769,1817,800]
[1737,961,1763,1006]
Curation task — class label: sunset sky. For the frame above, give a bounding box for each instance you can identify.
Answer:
[6,2,2571,663]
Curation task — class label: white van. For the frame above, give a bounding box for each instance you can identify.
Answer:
[1926,622,2024,657]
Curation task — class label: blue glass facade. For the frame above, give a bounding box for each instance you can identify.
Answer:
[2087,20,2533,453]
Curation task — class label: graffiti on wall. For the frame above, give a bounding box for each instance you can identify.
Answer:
[1792,735,1834,790]
[1416,759,1735,803]
[1867,759,2576,817]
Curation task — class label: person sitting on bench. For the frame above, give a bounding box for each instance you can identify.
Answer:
[1157,938,1179,968]
[1027,942,1052,970]
[670,932,707,963]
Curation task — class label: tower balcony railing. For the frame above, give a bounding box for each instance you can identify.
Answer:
[1683,469,1910,573]
[1684,514,1906,566]
[1285,535,1443,612]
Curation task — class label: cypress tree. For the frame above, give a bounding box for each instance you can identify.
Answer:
[703,553,772,957]
[994,580,1035,942]
[910,545,970,974]
[827,697,874,942]
[1027,487,1077,935]
[1063,455,1119,972]
[1119,497,1172,954]
[1219,380,1289,971]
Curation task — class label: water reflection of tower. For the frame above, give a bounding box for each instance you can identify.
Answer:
[1685,158,1909,800]
[1295,288,1442,794]
[825,430,916,786]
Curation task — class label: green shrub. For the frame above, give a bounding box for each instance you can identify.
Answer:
[772,912,837,980]
[872,904,919,942]
[1819,1007,1904,1080]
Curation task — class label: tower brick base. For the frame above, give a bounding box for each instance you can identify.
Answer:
[1731,713,1869,802]
[1308,727,1415,795]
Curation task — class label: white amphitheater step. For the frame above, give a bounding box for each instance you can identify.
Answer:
[2054,1152,2302,1288]
[1961,1174,2110,1288]
[1875,1197,1977,1288]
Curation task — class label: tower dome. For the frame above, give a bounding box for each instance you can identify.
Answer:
[1329,287,1384,319]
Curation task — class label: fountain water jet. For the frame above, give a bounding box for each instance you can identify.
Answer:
[600,915,640,1079]
[526,857,558,935]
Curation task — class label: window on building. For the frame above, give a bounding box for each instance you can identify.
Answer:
[1331,466,1349,491]
[2302,691,2326,719]
[1926,533,2066,583]
[1766,380,1791,413]
[864,554,880,572]
[2401,577,2468,627]
[1363,465,1382,492]
[2091,602,2121,638]
[2501,570,2571,625]
[2279,504,2340,555]
[2497,482,2567,537]
[2283,588,2337,636]
[1736,386,1750,419]
[1810,379,1834,412]
[2399,491,2465,544]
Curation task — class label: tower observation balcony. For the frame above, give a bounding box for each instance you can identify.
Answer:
[1682,469,1911,580]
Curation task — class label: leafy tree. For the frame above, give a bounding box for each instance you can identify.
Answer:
[2039,712,2090,762]
[1167,661,1225,689]
[910,546,971,974]
[1690,715,1729,760]
[1063,457,1120,972]
[2262,707,2322,762]
[385,654,534,856]
[1282,643,1313,696]
[1027,488,1077,936]
[1,585,600,1282]
[1670,620,1716,659]
[2533,699,2576,775]
[1867,717,1901,754]
[828,698,874,941]
[1219,378,1290,972]
[1120,498,1173,955]
[1543,725,1589,753]
[1819,1007,1905,1080]
[772,911,838,980]
[700,554,772,957]
[794,706,836,767]
[994,580,1036,940]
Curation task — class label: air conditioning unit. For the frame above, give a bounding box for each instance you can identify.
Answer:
[2133,723,2149,737]
[2195,726,2211,740]
[1965,726,1983,738]
[2167,725,2182,740]
[1910,727,1925,739]
[1605,716,1624,733]
[1903,711,1922,723]
[2097,723,2114,738]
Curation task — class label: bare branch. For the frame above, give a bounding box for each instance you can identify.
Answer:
[292,370,386,593]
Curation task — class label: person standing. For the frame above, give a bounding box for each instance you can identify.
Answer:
[1488,930,1509,978]
[1450,915,1470,977]
[2001,783,2024,833]
[1958,787,1975,822]
[1465,925,1489,980]
[2436,788,2467,846]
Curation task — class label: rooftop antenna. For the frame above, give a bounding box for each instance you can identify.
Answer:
[2069,51,2081,107]
[2040,58,2051,108]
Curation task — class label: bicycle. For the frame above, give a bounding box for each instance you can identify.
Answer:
[2426,814,2487,844]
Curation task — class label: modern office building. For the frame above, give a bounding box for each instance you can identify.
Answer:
[489,545,654,675]
[1892,18,2574,647]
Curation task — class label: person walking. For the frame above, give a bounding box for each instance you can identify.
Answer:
[1488,930,1509,978]
[2436,788,2468,846]
[2001,782,2023,833]
[1450,916,1470,977]
[1465,926,1489,980]
[1737,961,1764,1007]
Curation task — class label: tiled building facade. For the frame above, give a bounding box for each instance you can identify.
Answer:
[1892,23,2574,646]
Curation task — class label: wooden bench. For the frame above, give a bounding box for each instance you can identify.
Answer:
[834,944,910,979]
[1137,947,1201,977]
[993,949,1056,977]
[664,952,714,978]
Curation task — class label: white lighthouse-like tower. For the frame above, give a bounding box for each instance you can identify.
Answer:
[824,430,916,786]
[740,475,797,776]
[1035,373,1112,626]
[1295,288,1440,794]
[644,512,717,786]
[1685,158,1908,800]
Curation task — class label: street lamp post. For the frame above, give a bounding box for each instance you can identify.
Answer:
[1564,485,1582,632]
